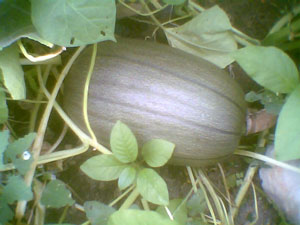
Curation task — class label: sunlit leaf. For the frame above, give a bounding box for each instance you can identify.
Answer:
[80,154,126,181]
[137,168,169,206]
[31,0,116,47]
[118,166,136,190]
[110,121,138,163]
[275,84,300,161]
[233,46,299,94]
[108,209,180,225]
[142,139,175,167]
[165,5,237,68]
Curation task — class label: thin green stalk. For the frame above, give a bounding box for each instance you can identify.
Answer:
[29,65,51,133]
[58,205,70,224]
[248,183,258,225]
[230,165,258,219]
[38,68,111,154]
[186,166,197,193]
[119,187,140,210]
[83,44,98,142]
[109,185,135,207]
[235,150,300,174]
[268,4,300,35]
[197,169,226,224]
[196,175,217,224]
[141,198,150,211]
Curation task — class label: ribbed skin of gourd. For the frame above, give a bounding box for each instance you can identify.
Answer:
[64,38,247,166]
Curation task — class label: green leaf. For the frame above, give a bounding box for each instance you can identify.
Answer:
[0,90,8,123]
[0,0,35,49]
[44,224,74,225]
[118,166,136,190]
[41,179,75,208]
[5,132,36,175]
[137,168,169,206]
[162,0,185,5]
[84,201,116,225]
[0,130,9,169]
[233,46,299,94]
[156,199,187,225]
[108,209,180,225]
[275,84,300,161]
[5,132,35,157]
[80,154,126,181]
[31,0,116,47]
[2,175,33,204]
[0,44,25,99]
[186,191,207,217]
[142,139,175,167]
[0,199,14,224]
[165,5,237,68]
[110,121,138,163]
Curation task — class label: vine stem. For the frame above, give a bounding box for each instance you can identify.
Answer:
[229,130,267,220]
[119,187,140,210]
[15,46,85,223]
[83,44,98,142]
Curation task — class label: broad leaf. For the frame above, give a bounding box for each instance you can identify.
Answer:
[84,201,116,225]
[118,166,136,190]
[2,175,33,204]
[110,121,138,163]
[41,179,75,208]
[142,139,175,167]
[0,44,25,99]
[165,5,237,68]
[5,132,35,175]
[156,199,187,225]
[31,0,116,47]
[80,154,126,181]
[275,84,300,161]
[0,0,35,49]
[233,46,299,94]
[108,209,180,225]
[137,168,169,206]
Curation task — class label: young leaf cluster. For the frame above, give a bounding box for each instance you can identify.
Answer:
[81,120,175,206]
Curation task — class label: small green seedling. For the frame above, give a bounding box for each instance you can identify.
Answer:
[80,120,175,206]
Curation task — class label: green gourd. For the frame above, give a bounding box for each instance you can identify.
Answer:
[64,38,246,166]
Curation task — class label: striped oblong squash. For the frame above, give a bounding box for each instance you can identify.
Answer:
[64,38,246,166]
